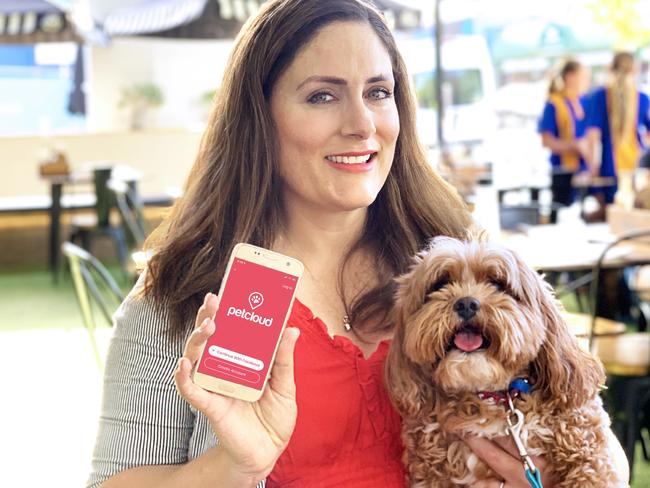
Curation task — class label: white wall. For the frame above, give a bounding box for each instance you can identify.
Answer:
[88,37,234,132]
[0,129,202,199]
[0,37,239,201]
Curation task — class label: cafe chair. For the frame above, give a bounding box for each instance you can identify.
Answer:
[549,170,574,224]
[498,204,540,231]
[626,265,650,332]
[68,167,129,278]
[589,228,650,478]
[107,177,147,249]
[62,241,124,369]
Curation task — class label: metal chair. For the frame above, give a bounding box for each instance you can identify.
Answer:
[69,167,129,277]
[62,241,124,368]
[108,177,147,249]
[588,228,650,478]
[498,204,540,231]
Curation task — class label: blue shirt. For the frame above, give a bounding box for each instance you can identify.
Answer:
[538,95,588,172]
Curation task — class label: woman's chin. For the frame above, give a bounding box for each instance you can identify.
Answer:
[329,189,381,212]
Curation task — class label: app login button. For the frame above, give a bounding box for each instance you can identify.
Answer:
[208,345,264,371]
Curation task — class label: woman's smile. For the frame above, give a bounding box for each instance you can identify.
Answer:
[324,150,378,172]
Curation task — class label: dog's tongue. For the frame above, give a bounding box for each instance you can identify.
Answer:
[454,330,483,352]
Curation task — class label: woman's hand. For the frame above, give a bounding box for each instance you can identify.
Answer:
[174,292,300,483]
[465,435,557,488]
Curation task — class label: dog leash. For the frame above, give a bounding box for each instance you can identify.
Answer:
[477,378,543,488]
[505,386,543,488]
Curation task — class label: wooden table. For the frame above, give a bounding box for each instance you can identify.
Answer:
[40,166,145,283]
[498,223,650,273]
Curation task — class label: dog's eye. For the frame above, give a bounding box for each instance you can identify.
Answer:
[490,278,507,291]
[490,278,520,300]
[426,276,450,297]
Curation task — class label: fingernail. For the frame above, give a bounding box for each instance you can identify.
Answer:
[203,292,211,304]
[177,357,184,369]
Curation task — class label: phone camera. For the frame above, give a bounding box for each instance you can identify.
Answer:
[286,262,290,266]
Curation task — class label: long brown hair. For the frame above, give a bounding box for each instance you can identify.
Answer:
[144,0,471,337]
[608,51,636,141]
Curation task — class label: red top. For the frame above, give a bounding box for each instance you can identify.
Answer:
[266,299,407,488]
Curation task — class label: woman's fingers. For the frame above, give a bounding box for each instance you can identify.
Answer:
[194,292,219,329]
[492,436,548,472]
[182,292,219,366]
[174,356,224,414]
[183,315,216,365]
[267,327,300,400]
[464,436,530,487]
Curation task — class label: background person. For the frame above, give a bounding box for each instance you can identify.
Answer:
[585,51,650,218]
[538,59,591,222]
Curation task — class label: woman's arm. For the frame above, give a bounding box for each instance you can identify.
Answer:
[540,132,582,155]
[88,282,263,488]
[101,446,259,488]
[584,127,602,175]
[606,427,630,485]
[91,289,300,488]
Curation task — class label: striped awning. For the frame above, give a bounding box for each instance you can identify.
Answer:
[103,0,210,36]
[101,0,420,39]
[0,1,83,43]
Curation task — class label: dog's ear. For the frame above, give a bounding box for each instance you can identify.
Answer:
[529,271,605,408]
[393,249,430,318]
[385,314,436,419]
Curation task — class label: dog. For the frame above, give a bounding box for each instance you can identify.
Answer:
[386,236,620,487]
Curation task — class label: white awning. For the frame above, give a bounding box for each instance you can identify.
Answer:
[103,0,209,36]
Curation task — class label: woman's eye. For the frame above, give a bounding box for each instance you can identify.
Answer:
[307,92,335,104]
[367,87,392,100]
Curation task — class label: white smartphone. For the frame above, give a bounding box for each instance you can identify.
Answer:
[193,243,303,402]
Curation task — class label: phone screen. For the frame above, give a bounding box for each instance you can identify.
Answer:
[196,257,298,391]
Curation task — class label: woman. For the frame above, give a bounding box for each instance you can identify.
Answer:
[585,51,650,207]
[538,59,591,221]
[88,1,627,487]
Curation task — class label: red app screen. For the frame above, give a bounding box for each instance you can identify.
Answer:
[197,258,298,390]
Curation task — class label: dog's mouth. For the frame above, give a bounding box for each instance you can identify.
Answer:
[448,323,490,353]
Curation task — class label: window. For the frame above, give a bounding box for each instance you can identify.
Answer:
[0,43,85,136]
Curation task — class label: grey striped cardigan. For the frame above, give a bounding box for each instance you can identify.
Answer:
[87,277,265,488]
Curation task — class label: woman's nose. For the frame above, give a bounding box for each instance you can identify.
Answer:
[341,97,376,140]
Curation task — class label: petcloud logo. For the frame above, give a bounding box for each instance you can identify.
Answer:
[227,291,274,327]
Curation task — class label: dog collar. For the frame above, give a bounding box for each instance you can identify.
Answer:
[477,377,532,404]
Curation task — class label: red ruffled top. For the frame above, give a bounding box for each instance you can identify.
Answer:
[266,299,406,488]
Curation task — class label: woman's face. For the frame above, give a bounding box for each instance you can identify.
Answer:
[270,21,400,214]
[566,65,591,94]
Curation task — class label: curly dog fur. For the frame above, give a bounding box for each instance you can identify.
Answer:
[386,236,619,487]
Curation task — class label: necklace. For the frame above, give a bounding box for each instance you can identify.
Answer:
[343,315,351,332]
[302,264,353,333]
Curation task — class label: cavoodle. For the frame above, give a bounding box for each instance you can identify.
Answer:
[386,236,620,487]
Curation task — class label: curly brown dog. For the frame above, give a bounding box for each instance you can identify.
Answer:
[386,236,620,487]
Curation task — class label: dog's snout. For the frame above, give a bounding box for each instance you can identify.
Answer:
[453,297,480,320]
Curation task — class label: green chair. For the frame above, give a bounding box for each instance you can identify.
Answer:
[62,241,124,368]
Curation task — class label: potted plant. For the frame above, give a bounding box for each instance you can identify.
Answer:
[119,83,164,130]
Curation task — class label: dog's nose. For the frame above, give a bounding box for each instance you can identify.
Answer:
[453,297,480,321]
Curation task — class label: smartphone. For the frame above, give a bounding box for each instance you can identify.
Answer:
[193,243,303,402]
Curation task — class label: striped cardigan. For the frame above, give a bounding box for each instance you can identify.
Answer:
[87,277,265,488]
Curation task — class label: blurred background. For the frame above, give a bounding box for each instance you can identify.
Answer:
[1,0,650,486]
